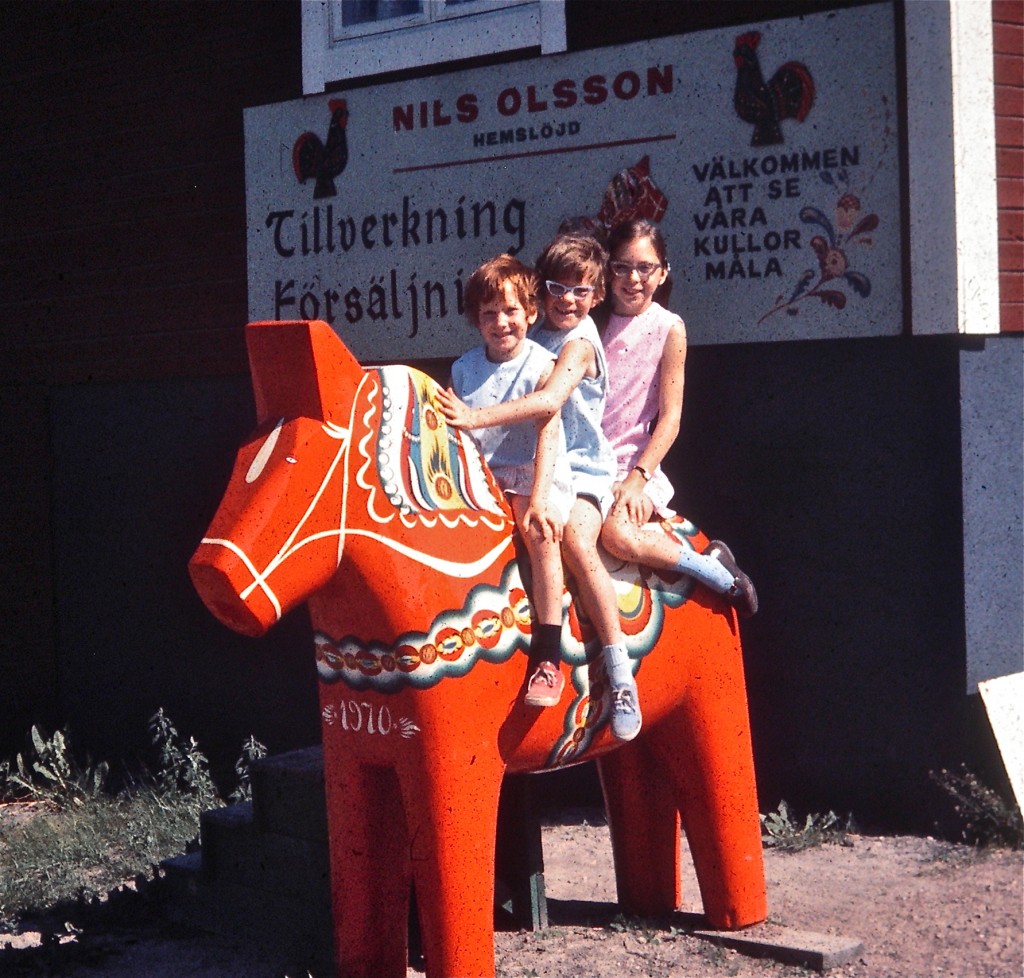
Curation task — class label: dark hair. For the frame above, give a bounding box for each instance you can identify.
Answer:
[597,219,674,317]
[463,254,538,326]
[536,233,609,304]
[605,218,669,268]
[556,216,610,250]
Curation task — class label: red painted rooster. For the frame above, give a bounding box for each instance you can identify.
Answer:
[733,32,814,146]
[293,99,349,199]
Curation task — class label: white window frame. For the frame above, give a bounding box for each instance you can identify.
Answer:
[301,0,566,94]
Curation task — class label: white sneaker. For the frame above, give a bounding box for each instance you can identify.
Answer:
[610,683,642,742]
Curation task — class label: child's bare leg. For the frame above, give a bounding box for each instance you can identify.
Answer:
[510,495,563,626]
[562,499,624,648]
[509,494,565,706]
[602,501,757,617]
[602,496,681,569]
[563,498,641,741]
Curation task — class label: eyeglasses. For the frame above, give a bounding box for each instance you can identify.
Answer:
[544,280,596,299]
[609,261,662,279]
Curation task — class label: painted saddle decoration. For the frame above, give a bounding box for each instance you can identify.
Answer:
[190,319,766,978]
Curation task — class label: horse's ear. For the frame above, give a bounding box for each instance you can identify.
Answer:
[246,320,364,425]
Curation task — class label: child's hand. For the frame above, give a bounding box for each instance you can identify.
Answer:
[612,479,648,525]
[523,499,563,543]
[436,388,474,428]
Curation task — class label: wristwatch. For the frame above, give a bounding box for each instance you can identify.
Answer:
[633,465,652,482]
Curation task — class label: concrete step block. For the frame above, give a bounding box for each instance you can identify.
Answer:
[160,856,334,976]
[159,851,203,902]
[199,801,256,879]
[691,923,865,972]
[250,745,328,844]
[199,801,256,875]
[200,802,330,902]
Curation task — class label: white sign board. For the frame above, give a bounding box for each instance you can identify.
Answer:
[979,673,1024,812]
[245,3,900,360]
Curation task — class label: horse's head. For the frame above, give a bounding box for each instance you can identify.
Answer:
[189,320,366,636]
[191,320,513,642]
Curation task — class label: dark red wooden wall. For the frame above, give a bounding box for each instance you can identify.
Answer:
[0,1,1016,830]
[0,1,301,750]
[3,2,300,386]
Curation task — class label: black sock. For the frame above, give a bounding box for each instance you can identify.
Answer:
[530,623,563,668]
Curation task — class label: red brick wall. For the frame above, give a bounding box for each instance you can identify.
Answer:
[993,0,1024,331]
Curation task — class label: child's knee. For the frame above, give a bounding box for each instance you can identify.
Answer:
[601,520,636,562]
[519,525,546,555]
[563,525,596,564]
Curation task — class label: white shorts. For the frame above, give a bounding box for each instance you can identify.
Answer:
[573,470,615,520]
[495,462,575,526]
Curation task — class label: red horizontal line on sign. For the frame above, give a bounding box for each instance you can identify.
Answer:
[393,134,677,173]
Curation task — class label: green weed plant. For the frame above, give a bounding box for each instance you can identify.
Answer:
[0,725,108,810]
[760,799,854,851]
[930,765,1022,849]
[0,711,266,926]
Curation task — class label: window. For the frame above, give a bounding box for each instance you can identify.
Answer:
[336,1,426,37]
[332,1,513,38]
[302,0,566,93]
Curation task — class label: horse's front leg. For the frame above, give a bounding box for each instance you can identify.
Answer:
[322,738,412,978]
[399,745,507,978]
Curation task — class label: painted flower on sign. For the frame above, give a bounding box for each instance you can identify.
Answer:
[758,168,880,323]
[758,94,891,326]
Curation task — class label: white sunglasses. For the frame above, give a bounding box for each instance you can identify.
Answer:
[545,280,596,299]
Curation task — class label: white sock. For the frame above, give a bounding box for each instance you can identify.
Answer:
[672,547,734,593]
[603,643,634,688]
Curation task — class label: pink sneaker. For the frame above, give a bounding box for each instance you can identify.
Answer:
[524,661,565,707]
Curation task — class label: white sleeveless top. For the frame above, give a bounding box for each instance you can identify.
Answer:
[530,315,616,516]
[451,339,574,522]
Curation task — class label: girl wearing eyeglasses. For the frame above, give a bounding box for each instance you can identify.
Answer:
[599,218,758,619]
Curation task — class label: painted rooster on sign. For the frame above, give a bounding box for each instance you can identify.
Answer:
[733,31,814,146]
[293,99,349,199]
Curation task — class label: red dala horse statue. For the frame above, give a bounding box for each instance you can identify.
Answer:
[189,319,767,978]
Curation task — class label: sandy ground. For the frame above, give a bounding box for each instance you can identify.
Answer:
[1,809,1021,978]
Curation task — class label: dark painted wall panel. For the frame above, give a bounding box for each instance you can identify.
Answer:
[41,334,989,830]
[49,376,320,787]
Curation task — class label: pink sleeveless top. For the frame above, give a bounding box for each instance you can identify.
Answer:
[602,301,682,514]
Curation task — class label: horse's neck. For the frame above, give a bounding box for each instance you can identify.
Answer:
[350,364,511,535]
[311,365,515,632]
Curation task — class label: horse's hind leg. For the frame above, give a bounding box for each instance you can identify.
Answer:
[324,756,412,978]
[645,645,767,929]
[598,741,683,916]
